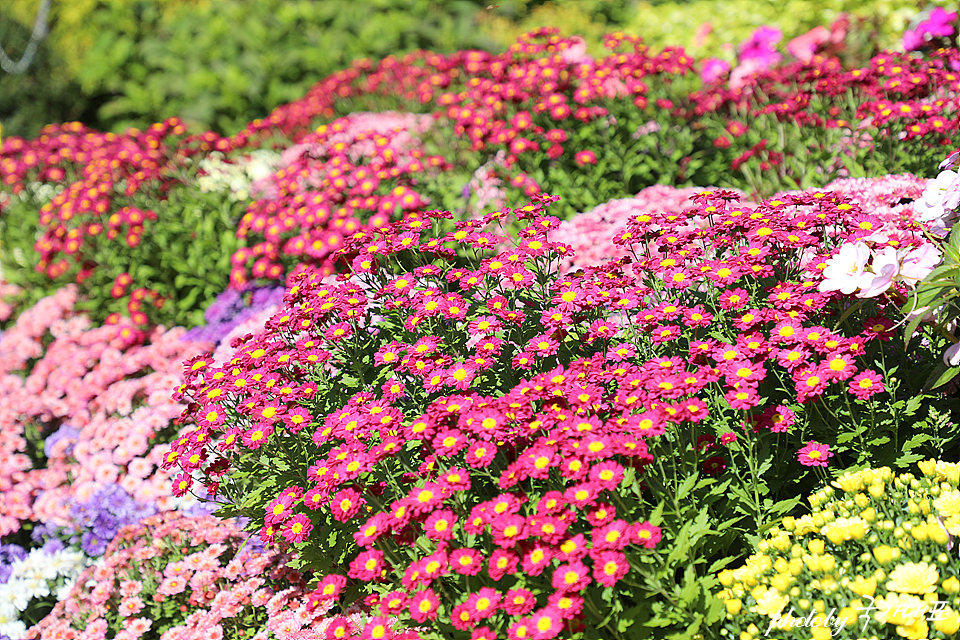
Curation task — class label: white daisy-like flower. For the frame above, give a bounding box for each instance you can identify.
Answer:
[0,581,31,612]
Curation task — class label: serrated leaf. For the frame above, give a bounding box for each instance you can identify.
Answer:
[676,473,698,501]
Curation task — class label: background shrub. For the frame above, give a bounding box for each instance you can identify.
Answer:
[2,0,496,136]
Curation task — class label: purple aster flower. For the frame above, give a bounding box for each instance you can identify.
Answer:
[64,485,157,556]
[183,284,285,346]
[80,531,107,556]
[0,544,27,583]
[44,424,80,458]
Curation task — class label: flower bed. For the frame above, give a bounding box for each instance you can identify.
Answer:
[2,13,960,640]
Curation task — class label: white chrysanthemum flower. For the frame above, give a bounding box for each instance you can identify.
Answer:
[21,575,51,600]
[0,581,31,612]
[0,609,27,640]
[46,548,86,579]
[20,548,59,582]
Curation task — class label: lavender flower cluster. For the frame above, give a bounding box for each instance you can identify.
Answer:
[181,285,286,346]
[35,485,157,557]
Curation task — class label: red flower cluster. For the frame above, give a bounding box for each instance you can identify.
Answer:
[0,118,219,323]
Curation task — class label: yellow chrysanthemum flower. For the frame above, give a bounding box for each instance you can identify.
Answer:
[821,516,868,544]
[848,575,877,597]
[750,585,789,618]
[886,562,939,594]
[935,607,960,635]
[934,489,960,517]
[919,459,960,485]
[873,545,901,565]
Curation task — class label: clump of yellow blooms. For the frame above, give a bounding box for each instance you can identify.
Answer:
[717,461,960,640]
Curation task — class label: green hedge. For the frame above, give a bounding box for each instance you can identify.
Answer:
[1,0,496,137]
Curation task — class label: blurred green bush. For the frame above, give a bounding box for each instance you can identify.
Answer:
[1,0,494,137]
[0,9,92,139]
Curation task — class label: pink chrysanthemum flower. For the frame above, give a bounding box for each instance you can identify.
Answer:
[797,441,833,467]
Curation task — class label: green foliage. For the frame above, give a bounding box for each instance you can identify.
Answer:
[66,0,494,134]
[0,12,92,139]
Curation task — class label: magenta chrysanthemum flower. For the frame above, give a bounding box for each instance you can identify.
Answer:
[849,370,884,399]
[281,513,313,543]
[797,441,833,467]
[574,150,597,166]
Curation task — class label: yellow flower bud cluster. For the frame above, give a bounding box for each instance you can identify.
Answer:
[718,461,960,640]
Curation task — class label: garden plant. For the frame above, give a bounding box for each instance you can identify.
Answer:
[0,5,960,640]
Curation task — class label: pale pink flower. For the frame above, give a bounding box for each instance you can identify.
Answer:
[818,241,870,295]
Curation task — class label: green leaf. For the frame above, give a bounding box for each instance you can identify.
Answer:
[925,364,960,391]
[676,473,698,501]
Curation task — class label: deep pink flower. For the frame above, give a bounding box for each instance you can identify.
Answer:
[281,513,313,543]
[574,150,597,166]
[348,549,385,581]
[797,441,833,467]
[591,550,630,587]
[849,370,884,399]
[408,588,441,622]
[359,616,394,640]
[488,549,519,581]
[424,509,457,541]
[634,521,662,549]
[450,547,484,576]
[551,560,591,592]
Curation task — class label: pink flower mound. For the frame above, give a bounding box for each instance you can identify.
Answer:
[0,288,212,536]
[554,185,749,271]
[821,174,929,224]
[27,512,335,640]
[0,286,78,374]
[769,174,929,226]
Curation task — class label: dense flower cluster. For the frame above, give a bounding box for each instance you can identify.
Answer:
[719,461,960,640]
[25,512,334,640]
[0,287,211,537]
[169,175,952,638]
[692,47,960,162]
[0,120,189,282]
